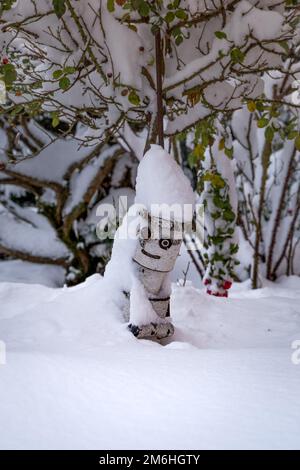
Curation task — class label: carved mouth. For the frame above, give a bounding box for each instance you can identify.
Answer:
[141,249,161,260]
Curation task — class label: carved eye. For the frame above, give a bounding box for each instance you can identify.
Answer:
[159,239,172,250]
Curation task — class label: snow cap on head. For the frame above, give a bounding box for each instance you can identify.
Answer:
[135,145,195,223]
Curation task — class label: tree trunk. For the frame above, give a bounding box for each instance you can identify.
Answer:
[155,30,164,148]
[266,148,296,280]
[252,139,272,289]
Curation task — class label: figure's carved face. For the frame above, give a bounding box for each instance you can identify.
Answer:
[133,224,182,273]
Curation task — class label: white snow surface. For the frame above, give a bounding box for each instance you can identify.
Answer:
[135,145,195,221]
[0,260,65,287]
[1,122,100,185]
[0,274,299,450]
[0,205,70,260]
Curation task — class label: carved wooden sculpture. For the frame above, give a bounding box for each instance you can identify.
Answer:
[128,210,182,340]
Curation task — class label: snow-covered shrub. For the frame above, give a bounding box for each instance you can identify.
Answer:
[0,0,292,149]
[232,73,300,286]
[0,118,136,284]
[180,118,239,294]
[0,0,298,291]
[180,62,300,290]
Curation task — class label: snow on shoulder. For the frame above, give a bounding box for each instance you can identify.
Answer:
[135,145,195,222]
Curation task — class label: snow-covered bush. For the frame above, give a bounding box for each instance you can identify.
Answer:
[232,72,300,286]
[0,0,298,290]
[0,0,291,149]
[0,118,136,284]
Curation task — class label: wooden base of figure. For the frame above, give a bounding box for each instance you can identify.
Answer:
[128,321,174,340]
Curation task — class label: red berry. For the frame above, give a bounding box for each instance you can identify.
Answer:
[223,280,232,290]
[2,57,9,65]
[204,278,211,286]
[207,288,228,298]
[220,291,228,298]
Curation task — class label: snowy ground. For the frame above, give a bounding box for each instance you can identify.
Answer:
[0,274,299,450]
[0,260,65,287]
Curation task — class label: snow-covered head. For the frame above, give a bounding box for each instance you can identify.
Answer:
[135,145,195,224]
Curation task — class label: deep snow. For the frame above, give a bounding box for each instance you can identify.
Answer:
[0,274,299,450]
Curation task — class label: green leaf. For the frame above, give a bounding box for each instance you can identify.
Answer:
[211,235,225,245]
[257,117,269,128]
[51,112,60,128]
[53,69,63,79]
[230,243,239,255]
[278,41,289,54]
[218,137,225,150]
[64,66,76,75]
[295,134,300,151]
[151,24,160,35]
[203,172,226,189]
[107,0,115,13]
[59,76,71,90]
[138,1,150,17]
[247,100,256,112]
[193,143,206,159]
[1,0,16,10]
[287,130,297,140]
[188,152,198,168]
[265,126,274,142]
[165,11,175,23]
[213,195,226,209]
[230,48,245,64]
[214,31,227,40]
[52,0,66,18]
[171,26,181,37]
[175,9,188,20]
[0,63,17,87]
[223,210,235,222]
[128,90,140,106]
[211,211,221,220]
[256,101,265,112]
[175,35,183,46]
[224,147,234,159]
